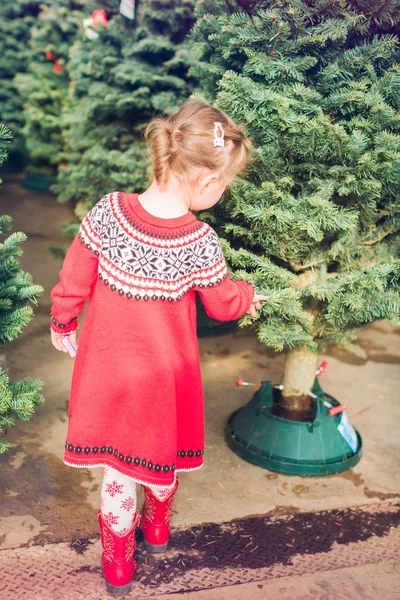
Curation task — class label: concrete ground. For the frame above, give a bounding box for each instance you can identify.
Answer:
[1,174,399,598]
[159,563,400,600]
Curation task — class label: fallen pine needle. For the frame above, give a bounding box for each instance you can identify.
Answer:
[203,540,217,546]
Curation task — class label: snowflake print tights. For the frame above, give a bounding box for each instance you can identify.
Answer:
[100,467,176,535]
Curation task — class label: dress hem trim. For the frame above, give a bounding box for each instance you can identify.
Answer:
[63,458,203,487]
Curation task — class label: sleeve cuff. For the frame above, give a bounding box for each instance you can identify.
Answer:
[50,313,78,335]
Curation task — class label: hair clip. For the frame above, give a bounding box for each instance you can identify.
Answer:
[213,122,225,147]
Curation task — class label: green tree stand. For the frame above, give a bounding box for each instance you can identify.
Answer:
[226,376,362,476]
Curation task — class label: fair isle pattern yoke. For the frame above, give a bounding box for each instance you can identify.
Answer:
[78,192,229,301]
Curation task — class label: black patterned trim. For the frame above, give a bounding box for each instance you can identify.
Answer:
[50,313,78,330]
[65,441,176,473]
[98,272,227,302]
[78,230,100,256]
[177,449,204,458]
[97,270,228,301]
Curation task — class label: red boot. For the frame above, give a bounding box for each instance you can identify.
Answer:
[140,478,179,553]
[98,509,141,596]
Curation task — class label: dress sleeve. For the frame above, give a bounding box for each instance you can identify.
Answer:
[193,226,255,322]
[50,196,106,334]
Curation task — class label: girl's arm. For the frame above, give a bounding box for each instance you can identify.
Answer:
[50,197,106,335]
[193,227,255,322]
[196,271,255,321]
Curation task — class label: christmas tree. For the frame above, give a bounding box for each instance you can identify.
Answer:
[53,0,198,229]
[0,124,45,453]
[13,0,96,182]
[191,0,400,413]
[0,0,51,169]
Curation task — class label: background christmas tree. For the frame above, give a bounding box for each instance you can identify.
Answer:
[13,0,96,185]
[0,0,51,169]
[0,124,45,453]
[52,0,197,239]
[190,0,400,412]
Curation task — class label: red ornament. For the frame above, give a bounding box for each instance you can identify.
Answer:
[46,52,56,61]
[53,60,64,73]
[91,9,108,27]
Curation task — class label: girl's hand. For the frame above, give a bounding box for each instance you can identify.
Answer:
[246,294,269,318]
[51,329,77,353]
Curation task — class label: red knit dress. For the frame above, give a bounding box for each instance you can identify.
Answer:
[50,191,254,487]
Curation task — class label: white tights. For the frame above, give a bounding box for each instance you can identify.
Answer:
[100,466,176,535]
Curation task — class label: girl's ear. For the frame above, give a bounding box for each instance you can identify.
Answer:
[200,171,220,193]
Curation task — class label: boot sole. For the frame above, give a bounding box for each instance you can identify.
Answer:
[144,539,169,553]
[102,570,132,596]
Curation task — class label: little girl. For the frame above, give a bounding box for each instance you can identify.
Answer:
[50,99,266,595]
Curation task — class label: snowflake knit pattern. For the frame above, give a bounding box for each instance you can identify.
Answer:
[101,467,175,534]
[78,191,229,302]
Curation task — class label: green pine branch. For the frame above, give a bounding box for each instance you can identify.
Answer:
[191,0,400,353]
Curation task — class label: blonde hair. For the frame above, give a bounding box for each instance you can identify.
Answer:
[144,99,251,188]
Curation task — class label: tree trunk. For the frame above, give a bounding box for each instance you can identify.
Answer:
[273,347,319,421]
[272,271,320,420]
